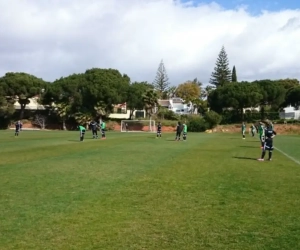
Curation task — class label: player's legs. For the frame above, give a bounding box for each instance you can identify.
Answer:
[183,132,187,141]
[176,132,181,141]
[157,130,161,137]
[92,129,97,138]
[101,129,106,139]
[80,130,85,141]
[259,135,264,148]
[15,129,19,136]
[242,130,245,139]
[267,142,273,160]
[258,142,266,161]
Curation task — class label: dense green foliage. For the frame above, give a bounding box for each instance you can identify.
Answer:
[0,48,299,130]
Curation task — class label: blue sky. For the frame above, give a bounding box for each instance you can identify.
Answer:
[182,0,299,14]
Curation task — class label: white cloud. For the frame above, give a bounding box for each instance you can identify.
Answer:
[0,0,299,85]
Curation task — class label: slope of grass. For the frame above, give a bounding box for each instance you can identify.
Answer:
[0,130,300,250]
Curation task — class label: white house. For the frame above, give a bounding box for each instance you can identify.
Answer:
[279,105,300,120]
[109,103,146,119]
[157,97,197,114]
[13,96,46,110]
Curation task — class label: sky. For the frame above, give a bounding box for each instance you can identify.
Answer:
[0,0,299,86]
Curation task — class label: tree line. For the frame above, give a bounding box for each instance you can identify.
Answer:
[0,46,299,130]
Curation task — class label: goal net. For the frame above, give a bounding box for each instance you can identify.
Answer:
[121,120,156,132]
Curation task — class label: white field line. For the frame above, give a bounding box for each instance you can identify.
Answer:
[274,146,300,165]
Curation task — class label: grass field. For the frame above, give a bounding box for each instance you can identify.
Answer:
[1,130,300,250]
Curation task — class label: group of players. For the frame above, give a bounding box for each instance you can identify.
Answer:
[241,120,277,161]
[14,118,275,161]
[78,120,106,141]
[156,121,188,141]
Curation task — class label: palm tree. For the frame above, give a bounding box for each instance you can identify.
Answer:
[55,103,70,130]
[142,89,159,118]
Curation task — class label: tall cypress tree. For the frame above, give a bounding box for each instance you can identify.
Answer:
[209,46,231,87]
[232,65,237,82]
[153,59,170,99]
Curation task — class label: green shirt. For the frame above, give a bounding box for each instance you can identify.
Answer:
[258,125,264,135]
[79,125,85,131]
[242,124,246,131]
[101,122,106,129]
[183,124,187,133]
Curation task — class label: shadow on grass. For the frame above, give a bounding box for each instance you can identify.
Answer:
[240,145,259,148]
[233,156,257,161]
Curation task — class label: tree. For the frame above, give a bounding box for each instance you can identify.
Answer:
[82,68,130,118]
[153,59,170,98]
[253,80,286,118]
[142,89,159,118]
[175,80,201,102]
[33,114,47,129]
[127,82,152,119]
[204,110,222,128]
[285,86,300,109]
[232,65,237,82]
[208,82,263,120]
[0,86,15,118]
[54,103,71,130]
[165,86,177,98]
[277,78,300,91]
[0,72,47,119]
[41,68,130,127]
[209,46,231,87]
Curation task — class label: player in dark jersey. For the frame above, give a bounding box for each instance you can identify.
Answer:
[257,122,277,161]
[156,122,162,138]
[175,121,183,141]
[89,120,99,139]
[15,120,22,136]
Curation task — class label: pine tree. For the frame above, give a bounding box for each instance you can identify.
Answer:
[232,65,237,82]
[209,46,231,87]
[153,59,170,98]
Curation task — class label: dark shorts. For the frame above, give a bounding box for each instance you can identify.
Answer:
[157,130,161,133]
[263,141,273,151]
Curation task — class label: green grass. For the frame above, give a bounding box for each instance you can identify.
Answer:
[0,130,300,250]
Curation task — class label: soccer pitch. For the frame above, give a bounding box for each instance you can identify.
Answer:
[0,130,300,250]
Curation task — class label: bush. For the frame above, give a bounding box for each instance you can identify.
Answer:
[187,116,208,132]
[204,111,222,128]
[160,120,178,127]
[164,110,180,120]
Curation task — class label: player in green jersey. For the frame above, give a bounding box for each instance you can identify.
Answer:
[78,125,86,141]
[258,122,265,148]
[101,121,106,139]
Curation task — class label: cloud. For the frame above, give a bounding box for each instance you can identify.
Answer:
[0,0,299,85]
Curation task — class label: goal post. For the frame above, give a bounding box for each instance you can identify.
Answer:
[121,119,156,132]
